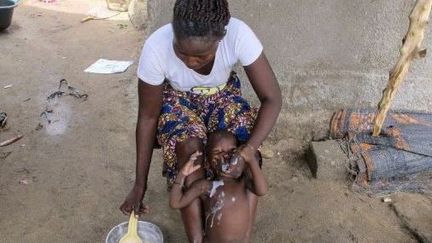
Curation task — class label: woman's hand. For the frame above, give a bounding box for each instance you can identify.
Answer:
[237,143,257,165]
[119,184,150,216]
[180,151,202,177]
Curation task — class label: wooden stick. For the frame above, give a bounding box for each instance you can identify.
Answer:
[373,0,432,136]
[0,135,23,147]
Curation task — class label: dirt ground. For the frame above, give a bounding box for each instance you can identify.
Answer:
[0,1,430,242]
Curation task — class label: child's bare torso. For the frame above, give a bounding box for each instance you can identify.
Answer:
[202,179,251,243]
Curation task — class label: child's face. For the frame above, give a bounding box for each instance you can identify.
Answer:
[221,155,245,179]
[208,135,245,179]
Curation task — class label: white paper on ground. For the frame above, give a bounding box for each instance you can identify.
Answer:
[84,59,134,74]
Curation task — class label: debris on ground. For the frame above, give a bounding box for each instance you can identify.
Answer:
[81,16,96,23]
[0,112,7,128]
[80,12,121,23]
[0,134,23,147]
[35,123,43,131]
[23,98,31,102]
[81,5,123,24]
[260,146,275,159]
[118,23,128,29]
[0,152,12,160]
[382,197,392,203]
[40,79,88,125]
[15,167,31,174]
[47,79,88,101]
[67,86,88,100]
[19,179,29,185]
[84,59,133,74]
[40,109,53,124]
[3,85,13,89]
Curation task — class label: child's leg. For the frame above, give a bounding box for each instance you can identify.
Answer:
[246,191,258,241]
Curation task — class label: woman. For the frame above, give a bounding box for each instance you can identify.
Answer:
[120,0,281,242]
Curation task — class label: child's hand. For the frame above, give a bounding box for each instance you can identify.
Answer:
[180,151,202,176]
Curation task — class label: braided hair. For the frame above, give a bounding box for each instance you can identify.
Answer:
[173,0,231,40]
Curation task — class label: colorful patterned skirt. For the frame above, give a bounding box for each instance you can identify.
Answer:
[157,72,257,187]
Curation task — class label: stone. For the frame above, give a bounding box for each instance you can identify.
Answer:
[306,140,348,181]
[260,146,275,159]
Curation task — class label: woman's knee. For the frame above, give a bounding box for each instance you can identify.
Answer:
[176,137,205,186]
[176,137,204,162]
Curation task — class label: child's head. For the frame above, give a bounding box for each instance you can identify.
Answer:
[207,130,245,179]
[172,0,230,70]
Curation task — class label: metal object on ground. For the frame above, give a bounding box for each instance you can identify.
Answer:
[47,79,88,101]
[105,221,163,243]
[0,112,7,128]
[330,109,432,194]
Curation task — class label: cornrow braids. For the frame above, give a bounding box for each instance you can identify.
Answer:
[173,0,231,40]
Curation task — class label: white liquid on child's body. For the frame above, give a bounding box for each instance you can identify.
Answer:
[230,154,240,165]
[209,180,224,198]
[206,185,225,228]
[222,163,230,172]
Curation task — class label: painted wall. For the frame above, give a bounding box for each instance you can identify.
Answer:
[141,0,432,140]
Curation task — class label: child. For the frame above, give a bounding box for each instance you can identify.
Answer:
[169,131,268,243]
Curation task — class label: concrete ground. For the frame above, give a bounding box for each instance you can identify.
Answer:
[0,1,430,242]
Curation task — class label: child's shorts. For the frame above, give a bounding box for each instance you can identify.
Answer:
[156,72,257,188]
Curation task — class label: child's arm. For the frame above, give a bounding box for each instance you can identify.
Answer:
[244,153,268,196]
[169,152,210,209]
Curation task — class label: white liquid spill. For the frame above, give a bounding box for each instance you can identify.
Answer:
[209,180,224,198]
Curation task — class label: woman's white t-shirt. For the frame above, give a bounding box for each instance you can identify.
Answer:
[137,18,263,92]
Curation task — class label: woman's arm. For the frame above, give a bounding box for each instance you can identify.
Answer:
[242,52,282,157]
[120,80,164,215]
[244,53,282,149]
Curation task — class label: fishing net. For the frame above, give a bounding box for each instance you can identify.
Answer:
[330,109,432,195]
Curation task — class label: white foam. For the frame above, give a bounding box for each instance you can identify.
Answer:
[209,180,224,198]
[206,187,226,228]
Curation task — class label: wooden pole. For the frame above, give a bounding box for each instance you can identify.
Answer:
[373,0,432,136]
